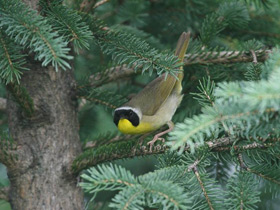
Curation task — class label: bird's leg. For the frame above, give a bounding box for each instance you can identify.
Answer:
[147,121,174,152]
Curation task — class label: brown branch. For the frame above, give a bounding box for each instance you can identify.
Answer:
[72,135,278,174]
[93,0,110,9]
[80,96,117,109]
[192,164,214,210]
[247,168,280,185]
[238,153,280,185]
[87,65,135,88]
[250,50,258,64]
[87,50,272,88]
[184,50,271,66]
[212,142,274,152]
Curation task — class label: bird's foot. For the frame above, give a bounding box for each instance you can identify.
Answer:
[147,136,165,152]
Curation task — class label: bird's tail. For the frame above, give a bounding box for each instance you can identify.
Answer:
[174,31,191,83]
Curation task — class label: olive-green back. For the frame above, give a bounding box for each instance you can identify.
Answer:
[126,32,190,116]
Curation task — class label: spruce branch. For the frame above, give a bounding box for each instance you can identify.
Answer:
[0,30,27,84]
[168,107,277,153]
[80,164,190,209]
[41,0,93,52]
[247,168,280,185]
[88,65,135,88]
[184,50,271,66]
[238,153,280,185]
[212,142,275,152]
[88,50,271,88]
[0,0,72,71]
[191,164,214,210]
[83,15,181,77]
[225,172,261,210]
[72,136,168,174]
[72,136,277,175]
[168,59,280,152]
[109,186,144,210]
[200,1,250,45]
[78,87,127,109]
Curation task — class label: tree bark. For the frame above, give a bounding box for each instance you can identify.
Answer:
[7,60,83,209]
[4,1,84,209]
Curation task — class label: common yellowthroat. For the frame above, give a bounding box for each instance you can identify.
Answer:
[113,32,190,151]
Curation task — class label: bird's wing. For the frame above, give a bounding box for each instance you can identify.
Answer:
[125,73,176,115]
[125,32,190,116]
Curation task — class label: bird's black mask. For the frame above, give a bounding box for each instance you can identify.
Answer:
[113,109,140,127]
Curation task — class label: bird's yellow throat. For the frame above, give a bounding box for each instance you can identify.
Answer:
[118,118,154,134]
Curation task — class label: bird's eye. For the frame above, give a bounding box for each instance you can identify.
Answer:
[129,111,133,116]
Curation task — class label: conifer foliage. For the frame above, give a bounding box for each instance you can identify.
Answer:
[0,0,280,209]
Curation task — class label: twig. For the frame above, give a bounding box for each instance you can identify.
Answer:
[72,137,168,174]
[250,50,258,64]
[238,153,280,185]
[247,168,280,185]
[87,65,135,88]
[188,159,200,172]
[84,134,133,149]
[212,142,273,152]
[93,0,110,9]
[72,135,276,174]
[206,137,232,148]
[191,163,214,210]
[237,153,246,170]
[80,96,117,109]
[184,50,270,65]
[87,50,272,88]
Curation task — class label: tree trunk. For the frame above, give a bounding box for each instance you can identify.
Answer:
[6,62,83,209]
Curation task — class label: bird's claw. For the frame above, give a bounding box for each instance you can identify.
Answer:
[147,137,165,152]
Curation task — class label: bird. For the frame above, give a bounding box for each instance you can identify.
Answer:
[113,32,190,151]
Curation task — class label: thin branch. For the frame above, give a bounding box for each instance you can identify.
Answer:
[238,153,280,185]
[72,136,277,175]
[192,164,214,210]
[87,50,272,88]
[93,0,110,9]
[247,168,280,185]
[79,96,117,109]
[88,65,135,88]
[212,142,274,152]
[184,50,271,66]
[84,134,133,149]
[250,50,258,64]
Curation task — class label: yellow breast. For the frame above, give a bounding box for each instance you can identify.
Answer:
[118,119,155,134]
